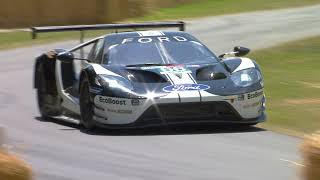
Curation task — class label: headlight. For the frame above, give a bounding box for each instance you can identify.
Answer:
[96,75,134,91]
[231,68,262,87]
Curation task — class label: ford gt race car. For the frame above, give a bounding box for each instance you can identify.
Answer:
[33,22,266,130]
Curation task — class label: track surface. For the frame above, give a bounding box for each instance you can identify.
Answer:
[1,5,320,180]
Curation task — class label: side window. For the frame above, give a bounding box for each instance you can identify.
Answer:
[87,43,97,60]
[92,39,105,64]
[73,41,97,60]
[83,39,104,63]
[71,38,104,63]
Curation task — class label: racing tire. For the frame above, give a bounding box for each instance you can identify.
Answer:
[36,65,62,119]
[79,77,96,130]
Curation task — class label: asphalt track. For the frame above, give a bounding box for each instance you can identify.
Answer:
[1,5,320,180]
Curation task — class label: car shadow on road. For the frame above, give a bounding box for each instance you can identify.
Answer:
[35,116,80,129]
[86,124,266,136]
[35,116,266,136]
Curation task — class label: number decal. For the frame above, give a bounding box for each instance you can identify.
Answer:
[160,66,191,74]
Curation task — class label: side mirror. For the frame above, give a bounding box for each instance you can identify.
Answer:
[219,46,250,59]
[234,46,250,57]
[57,52,74,63]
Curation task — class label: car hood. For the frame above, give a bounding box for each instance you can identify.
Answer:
[100,63,262,96]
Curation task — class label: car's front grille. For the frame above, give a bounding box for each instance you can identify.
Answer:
[137,101,241,122]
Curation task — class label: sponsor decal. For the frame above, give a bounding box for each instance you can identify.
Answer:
[223,97,237,103]
[121,36,189,44]
[160,66,191,74]
[186,64,200,68]
[163,84,210,92]
[140,66,161,70]
[107,108,132,114]
[131,99,140,106]
[140,65,192,73]
[99,97,126,105]
[243,101,261,109]
[247,91,263,99]
[137,31,164,37]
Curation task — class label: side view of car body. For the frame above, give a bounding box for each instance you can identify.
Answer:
[33,22,266,130]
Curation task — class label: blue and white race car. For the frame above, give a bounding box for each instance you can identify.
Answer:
[33,22,266,130]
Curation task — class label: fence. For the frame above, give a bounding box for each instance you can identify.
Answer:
[0,0,196,28]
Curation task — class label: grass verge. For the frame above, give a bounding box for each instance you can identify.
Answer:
[250,36,320,134]
[135,0,320,21]
[0,30,114,50]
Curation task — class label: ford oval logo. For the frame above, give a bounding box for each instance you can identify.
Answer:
[163,84,210,92]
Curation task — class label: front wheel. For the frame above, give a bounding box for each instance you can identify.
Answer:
[79,78,96,130]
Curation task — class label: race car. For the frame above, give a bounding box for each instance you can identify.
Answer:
[33,22,266,130]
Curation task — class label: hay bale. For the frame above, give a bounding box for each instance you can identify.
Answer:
[0,150,32,180]
[300,131,320,180]
[0,126,6,146]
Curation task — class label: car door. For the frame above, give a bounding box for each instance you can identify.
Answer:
[55,39,101,114]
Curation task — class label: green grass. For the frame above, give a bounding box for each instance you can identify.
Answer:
[249,36,320,134]
[0,30,116,50]
[136,0,320,21]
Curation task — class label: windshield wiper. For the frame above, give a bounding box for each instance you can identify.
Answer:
[126,63,176,67]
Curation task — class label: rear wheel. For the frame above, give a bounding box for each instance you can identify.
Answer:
[36,65,62,119]
[79,77,96,130]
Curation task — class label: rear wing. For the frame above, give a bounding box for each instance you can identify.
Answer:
[31,21,185,43]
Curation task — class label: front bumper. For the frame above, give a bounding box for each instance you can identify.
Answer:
[94,107,266,129]
[92,89,266,127]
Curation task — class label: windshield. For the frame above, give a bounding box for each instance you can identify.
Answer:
[103,41,218,66]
